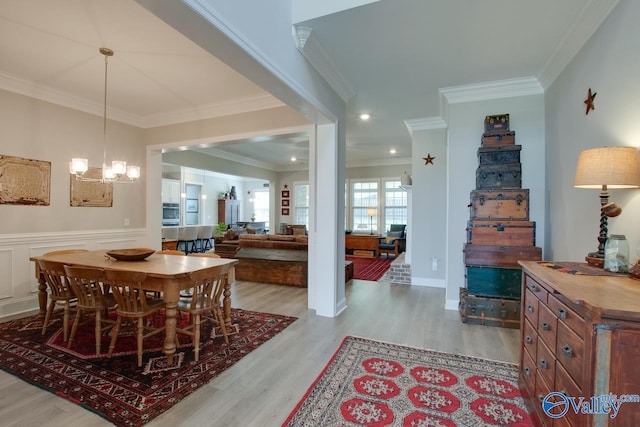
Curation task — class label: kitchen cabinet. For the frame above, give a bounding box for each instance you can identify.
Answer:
[218,199,240,226]
[162,179,180,203]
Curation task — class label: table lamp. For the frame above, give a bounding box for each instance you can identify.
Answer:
[368,208,376,235]
[573,146,640,265]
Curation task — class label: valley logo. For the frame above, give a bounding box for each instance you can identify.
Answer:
[542,392,639,419]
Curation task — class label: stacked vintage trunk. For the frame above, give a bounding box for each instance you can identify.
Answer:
[460,114,542,328]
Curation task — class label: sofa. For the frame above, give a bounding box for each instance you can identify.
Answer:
[216,230,352,287]
[238,233,308,250]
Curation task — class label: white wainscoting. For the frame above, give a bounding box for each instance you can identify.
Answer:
[0,228,147,320]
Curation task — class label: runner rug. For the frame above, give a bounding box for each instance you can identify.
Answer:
[0,308,296,426]
[283,336,533,427]
[346,256,393,281]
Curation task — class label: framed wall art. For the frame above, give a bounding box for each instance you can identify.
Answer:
[282,199,290,207]
[281,190,289,198]
[70,167,113,207]
[186,198,199,213]
[281,207,290,216]
[0,154,51,205]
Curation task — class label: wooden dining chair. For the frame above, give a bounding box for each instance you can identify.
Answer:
[175,263,232,361]
[104,269,166,367]
[64,265,116,355]
[156,250,186,255]
[188,252,221,258]
[38,258,78,341]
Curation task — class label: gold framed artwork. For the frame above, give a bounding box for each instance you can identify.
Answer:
[70,167,113,207]
[0,154,51,205]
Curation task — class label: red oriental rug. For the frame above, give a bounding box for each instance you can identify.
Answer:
[347,256,393,281]
[283,336,533,427]
[0,308,296,426]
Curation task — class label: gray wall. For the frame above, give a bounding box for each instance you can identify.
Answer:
[0,90,146,233]
[546,0,640,264]
[445,96,546,307]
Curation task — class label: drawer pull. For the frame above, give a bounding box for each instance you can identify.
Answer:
[531,284,539,292]
[524,367,531,376]
[525,335,533,344]
[541,322,550,331]
[557,308,567,319]
[560,389,568,397]
[538,394,545,402]
[562,344,573,358]
[527,305,534,313]
[540,359,548,369]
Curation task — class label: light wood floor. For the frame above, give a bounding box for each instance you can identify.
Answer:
[0,279,520,426]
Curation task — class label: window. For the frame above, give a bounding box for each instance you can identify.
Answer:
[293,183,309,229]
[252,189,269,229]
[351,181,378,233]
[383,179,407,232]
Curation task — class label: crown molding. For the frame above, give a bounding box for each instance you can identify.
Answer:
[294,26,356,102]
[0,71,284,129]
[537,0,620,89]
[439,77,543,105]
[141,94,285,128]
[404,117,447,136]
[192,146,279,170]
[0,71,144,127]
[346,156,412,169]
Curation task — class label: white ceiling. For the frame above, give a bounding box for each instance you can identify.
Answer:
[0,0,617,171]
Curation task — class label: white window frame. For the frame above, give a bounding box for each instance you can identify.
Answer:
[292,181,310,229]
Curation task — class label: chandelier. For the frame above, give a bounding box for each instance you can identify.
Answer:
[69,48,140,183]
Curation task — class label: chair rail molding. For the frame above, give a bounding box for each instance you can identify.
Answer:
[0,227,148,321]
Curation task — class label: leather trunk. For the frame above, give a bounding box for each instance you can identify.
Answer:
[467,220,536,246]
[484,114,510,133]
[463,244,542,267]
[459,288,521,329]
[477,145,521,165]
[481,131,516,146]
[469,189,529,220]
[476,164,521,189]
[465,265,522,299]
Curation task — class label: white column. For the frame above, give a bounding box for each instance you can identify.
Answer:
[308,123,346,317]
[146,147,163,249]
[405,188,412,265]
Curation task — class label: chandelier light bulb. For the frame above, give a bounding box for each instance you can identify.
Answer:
[127,165,141,179]
[112,160,127,176]
[70,158,88,174]
[103,164,116,180]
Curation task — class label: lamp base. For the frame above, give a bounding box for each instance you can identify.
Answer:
[629,262,640,280]
[585,255,604,268]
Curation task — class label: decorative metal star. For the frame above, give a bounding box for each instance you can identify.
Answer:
[283,184,288,189]
[584,88,597,115]
[423,153,435,165]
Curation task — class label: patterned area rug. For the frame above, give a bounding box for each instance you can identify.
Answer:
[347,256,393,281]
[283,336,533,427]
[0,308,296,426]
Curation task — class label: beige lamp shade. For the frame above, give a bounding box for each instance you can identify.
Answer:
[367,208,376,217]
[573,146,640,189]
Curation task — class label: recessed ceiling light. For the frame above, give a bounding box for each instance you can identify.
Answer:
[291,156,297,162]
[360,113,370,121]
[390,149,397,154]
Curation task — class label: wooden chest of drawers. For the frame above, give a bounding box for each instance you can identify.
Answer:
[519,261,640,426]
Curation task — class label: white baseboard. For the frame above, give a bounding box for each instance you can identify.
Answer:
[335,297,347,316]
[445,299,460,311]
[410,277,445,288]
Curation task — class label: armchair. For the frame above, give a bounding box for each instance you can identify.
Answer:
[378,224,406,258]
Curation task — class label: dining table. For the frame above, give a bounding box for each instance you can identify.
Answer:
[30,250,238,365]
